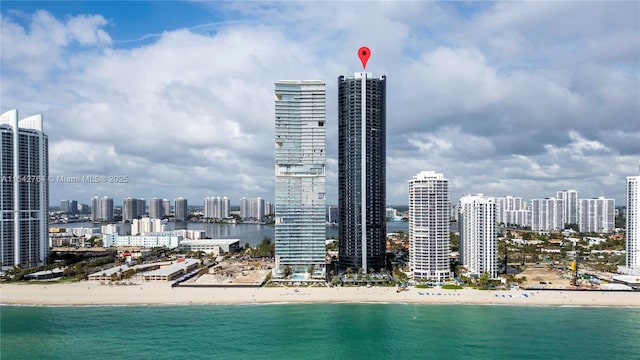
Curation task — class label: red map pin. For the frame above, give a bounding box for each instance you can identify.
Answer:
[358,46,371,69]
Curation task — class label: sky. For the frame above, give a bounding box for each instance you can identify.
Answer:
[1,1,639,207]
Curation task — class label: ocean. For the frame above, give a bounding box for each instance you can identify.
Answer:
[1,304,638,359]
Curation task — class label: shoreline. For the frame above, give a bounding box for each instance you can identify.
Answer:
[2,282,638,307]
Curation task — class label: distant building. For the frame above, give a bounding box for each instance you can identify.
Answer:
[102,232,182,248]
[459,194,497,278]
[0,109,49,269]
[326,205,339,224]
[122,197,142,221]
[179,239,240,255]
[557,190,579,226]
[175,197,188,221]
[408,171,450,281]
[92,196,114,222]
[162,199,170,217]
[149,198,164,219]
[626,176,639,269]
[531,198,563,231]
[578,197,615,233]
[240,197,265,221]
[60,200,78,214]
[204,196,230,219]
[338,72,387,273]
[132,217,174,235]
[274,80,327,275]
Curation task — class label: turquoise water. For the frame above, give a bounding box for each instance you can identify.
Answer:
[1,304,638,359]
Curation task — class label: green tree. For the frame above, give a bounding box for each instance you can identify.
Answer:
[283,266,292,277]
[478,271,491,289]
[450,232,460,252]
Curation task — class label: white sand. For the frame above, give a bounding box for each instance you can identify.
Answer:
[1,282,639,307]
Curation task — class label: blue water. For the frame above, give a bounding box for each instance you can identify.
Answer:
[1,304,638,359]
[49,221,414,246]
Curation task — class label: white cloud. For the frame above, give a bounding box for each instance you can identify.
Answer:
[1,3,638,207]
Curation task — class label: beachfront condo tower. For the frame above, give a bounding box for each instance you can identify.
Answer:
[274,80,327,276]
[408,171,450,281]
[627,175,640,270]
[0,109,49,270]
[338,73,387,273]
[459,194,498,279]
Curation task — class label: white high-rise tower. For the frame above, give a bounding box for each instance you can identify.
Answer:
[0,109,49,269]
[627,176,640,270]
[408,171,450,281]
[459,194,497,278]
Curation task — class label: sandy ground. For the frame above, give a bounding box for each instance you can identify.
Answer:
[1,282,638,307]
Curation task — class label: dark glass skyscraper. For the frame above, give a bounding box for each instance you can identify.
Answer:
[338,72,386,272]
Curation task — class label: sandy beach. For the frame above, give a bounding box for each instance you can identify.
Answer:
[1,282,638,307]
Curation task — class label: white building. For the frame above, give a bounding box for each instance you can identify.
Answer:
[578,197,615,233]
[531,198,564,231]
[459,194,498,278]
[92,196,114,222]
[240,197,265,221]
[0,110,49,269]
[102,233,182,248]
[557,190,579,226]
[131,217,174,235]
[626,176,639,269]
[408,171,450,281]
[178,239,240,255]
[274,80,327,276]
[203,196,230,219]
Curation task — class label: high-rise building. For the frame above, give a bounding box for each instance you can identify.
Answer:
[459,194,497,278]
[60,200,70,213]
[240,197,265,221]
[531,198,563,231]
[149,198,164,219]
[175,197,188,221]
[627,176,639,269]
[557,190,579,226]
[338,72,386,272]
[494,196,524,225]
[92,196,114,222]
[122,197,144,221]
[274,80,327,275]
[578,197,615,233]
[0,110,49,269]
[408,171,450,281]
[162,199,170,217]
[204,196,230,219]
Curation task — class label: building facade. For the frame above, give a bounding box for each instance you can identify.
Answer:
[557,190,579,226]
[240,197,265,221]
[203,196,230,219]
[0,109,49,269]
[175,197,188,221]
[578,197,615,233]
[338,73,387,272]
[459,194,497,278]
[627,176,639,269]
[91,196,114,222]
[531,198,563,231]
[274,80,326,275]
[408,171,450,281]
[149,198,164,219]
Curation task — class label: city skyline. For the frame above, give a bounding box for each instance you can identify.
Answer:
[1,2,638,206]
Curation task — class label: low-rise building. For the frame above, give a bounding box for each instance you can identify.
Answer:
[142,258,200,281]
[178,239,240,255]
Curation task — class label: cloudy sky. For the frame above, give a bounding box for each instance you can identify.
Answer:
[1,1,638,207]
